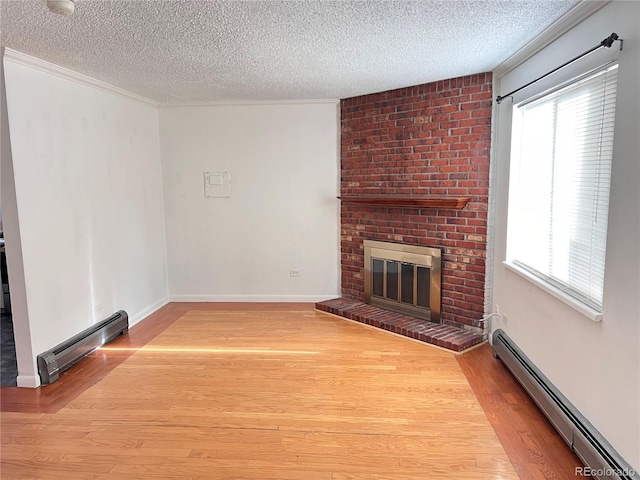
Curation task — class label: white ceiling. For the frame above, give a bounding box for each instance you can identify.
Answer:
[0,0,580,104]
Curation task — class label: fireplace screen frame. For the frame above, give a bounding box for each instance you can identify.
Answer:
[363,240,441,322]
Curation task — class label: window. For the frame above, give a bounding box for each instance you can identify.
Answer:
[507,64,618,314]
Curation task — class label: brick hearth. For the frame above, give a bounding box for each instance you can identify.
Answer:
[316,298,484,353]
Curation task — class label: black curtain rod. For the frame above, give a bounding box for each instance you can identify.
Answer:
[496,32,622,104]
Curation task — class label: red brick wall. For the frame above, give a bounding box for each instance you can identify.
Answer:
[340,73,492,333]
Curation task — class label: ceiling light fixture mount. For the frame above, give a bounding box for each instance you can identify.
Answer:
[46,0,75,16]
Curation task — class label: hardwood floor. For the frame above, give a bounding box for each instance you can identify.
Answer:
[1,303,587,479]
[456,344,588,480]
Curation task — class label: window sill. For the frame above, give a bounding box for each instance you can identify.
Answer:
[502,261,603,322]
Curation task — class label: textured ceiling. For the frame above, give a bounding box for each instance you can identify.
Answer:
[0,0,580,104]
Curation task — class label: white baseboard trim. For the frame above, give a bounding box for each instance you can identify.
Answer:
[16,374,40,388]
[169,294,340,303]
[129,297,171,327]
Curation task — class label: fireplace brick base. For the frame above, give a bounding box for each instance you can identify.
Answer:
[316,298,484,353]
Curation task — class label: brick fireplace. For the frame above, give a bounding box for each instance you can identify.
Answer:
[338,73,492,336]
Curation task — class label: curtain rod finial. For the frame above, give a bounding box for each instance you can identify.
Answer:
[602,33,619,48]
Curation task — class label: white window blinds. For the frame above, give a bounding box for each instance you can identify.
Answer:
[507,64,618,311]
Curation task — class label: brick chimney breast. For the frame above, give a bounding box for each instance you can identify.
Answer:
[340,73,492,333]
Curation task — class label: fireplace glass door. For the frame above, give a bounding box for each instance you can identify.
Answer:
[372,259,431,308]
[364,240,441,322]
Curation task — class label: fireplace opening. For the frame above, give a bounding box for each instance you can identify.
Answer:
[364,240,441,322]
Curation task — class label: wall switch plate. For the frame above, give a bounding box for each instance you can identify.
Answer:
[289,270,301,277]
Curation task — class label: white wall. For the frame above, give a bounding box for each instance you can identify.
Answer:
[159,103,340,302]
[3,54,169,386]
[491,1,639,469]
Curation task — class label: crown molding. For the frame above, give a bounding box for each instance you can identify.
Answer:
[493,0,610,78]
[2,50,336,108]
[159,99,340,108]
[2,48,159,107]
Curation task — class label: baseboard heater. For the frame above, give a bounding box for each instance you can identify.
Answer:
[37,310,128,385]
[492,329,637,480]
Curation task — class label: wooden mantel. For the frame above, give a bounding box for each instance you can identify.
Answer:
[338,195,471,209]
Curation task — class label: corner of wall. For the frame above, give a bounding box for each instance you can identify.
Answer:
[1,47,37,387]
